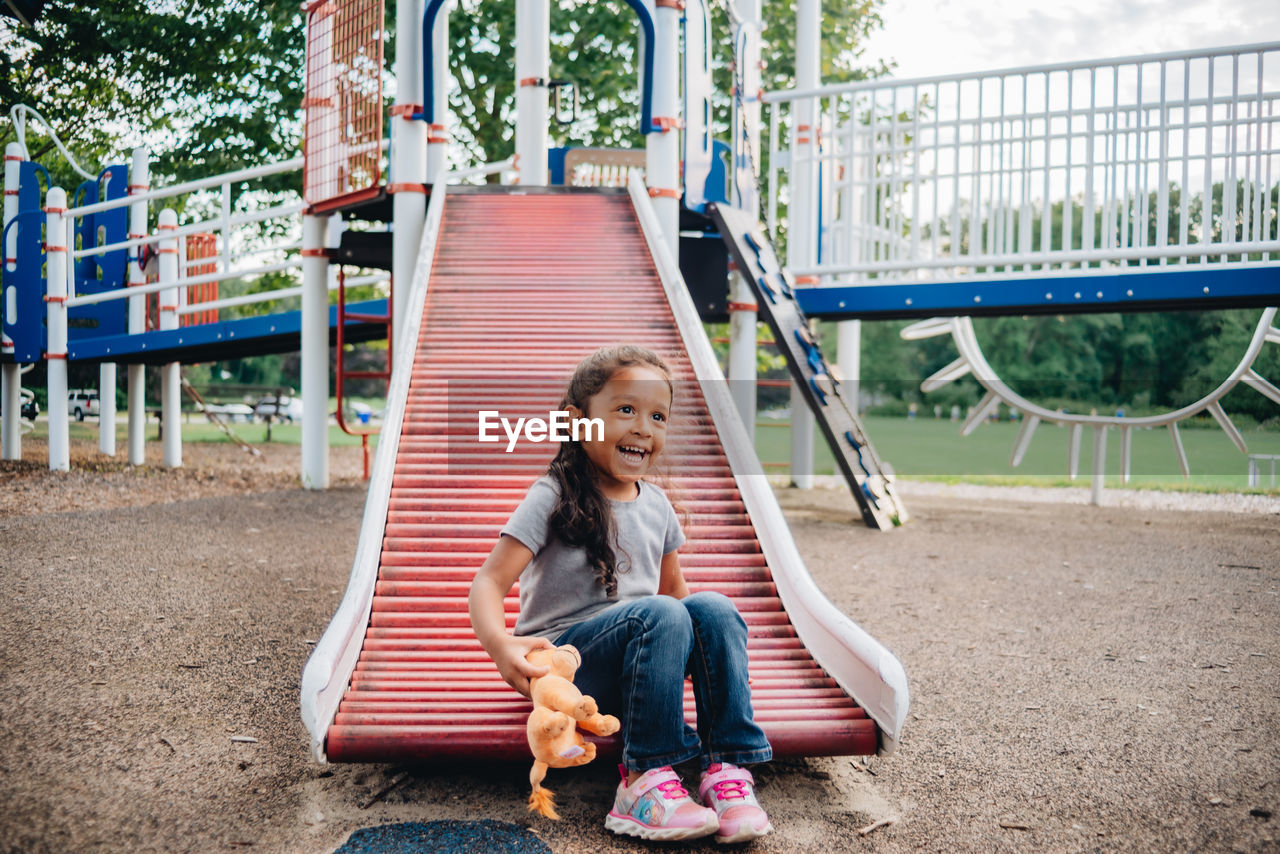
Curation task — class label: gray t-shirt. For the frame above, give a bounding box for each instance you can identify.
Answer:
[501,476,686,639]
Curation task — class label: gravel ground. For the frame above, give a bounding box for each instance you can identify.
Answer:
[0,440,1277,853]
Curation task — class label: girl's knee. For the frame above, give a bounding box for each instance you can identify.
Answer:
[637,594,693,634]
[683,590,739,617]
[683,591,747,633]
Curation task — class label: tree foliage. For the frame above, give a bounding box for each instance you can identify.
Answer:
[445,0,892,167]
[1,0,304,192]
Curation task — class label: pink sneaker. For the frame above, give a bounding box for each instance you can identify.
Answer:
[605,765,719,841]
[699,763,773,844]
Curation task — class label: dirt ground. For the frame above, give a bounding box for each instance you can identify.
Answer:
[1,438,1277,853]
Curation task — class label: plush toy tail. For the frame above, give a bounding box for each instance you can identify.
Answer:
[528,760,560,820]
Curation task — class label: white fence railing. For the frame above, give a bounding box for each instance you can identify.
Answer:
[52,147,507,325]
[59,153,384,320]
[763,42,1280,284]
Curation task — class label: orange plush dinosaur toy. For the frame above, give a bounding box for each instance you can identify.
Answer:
[524,644,621,819]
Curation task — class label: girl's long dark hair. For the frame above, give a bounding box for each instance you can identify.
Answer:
[546,345,673,599]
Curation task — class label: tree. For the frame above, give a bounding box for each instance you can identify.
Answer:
[4,1,890,184]
[2,1,304,192]
[445,0,891,168]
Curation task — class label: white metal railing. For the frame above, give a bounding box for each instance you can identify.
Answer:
[450,157,515,183]
[61,155,308,317]
[763,42,1280,284]
[176,272,388,316]
[50,148,506,324]
[57,137,394,320]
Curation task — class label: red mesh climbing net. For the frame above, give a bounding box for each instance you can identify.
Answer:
[182,233,218,327]
[303,0,385,211]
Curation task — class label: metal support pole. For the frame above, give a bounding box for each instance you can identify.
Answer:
[157,208,181,468]
[1068,423,1082,479]
[514,0,550,186]
[0,364,16,460]
[45,187,69,471]
[2,142,22,460]
[727,0,762,441]
[127,147,149,465]
[646,2,681,253]
[1090,425,1107,505]
[727,296,757,442]
[98,362,116,455]
[837,320,861,414]
[392,0,427,344]
[301,213,330,489]
[1120,425,1132,483]
[425,0,451,182]
[788,0,821,488]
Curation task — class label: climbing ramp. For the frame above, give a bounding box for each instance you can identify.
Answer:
[301,183,908,764]
[710,203,908,530]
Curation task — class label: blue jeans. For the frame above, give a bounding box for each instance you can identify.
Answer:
[554,592,773,773]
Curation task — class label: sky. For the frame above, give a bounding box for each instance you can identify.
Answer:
[861,0,1280,80]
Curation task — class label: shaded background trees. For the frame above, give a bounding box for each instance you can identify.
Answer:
[4,2,1275,424]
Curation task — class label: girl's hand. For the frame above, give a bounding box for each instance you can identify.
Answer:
[493,634,556,698]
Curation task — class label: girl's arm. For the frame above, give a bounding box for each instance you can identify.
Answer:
[657,549,690,599]
[468,535,554,698]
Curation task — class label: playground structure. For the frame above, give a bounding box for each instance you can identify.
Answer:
[762,43,1280,499]
[2,1,1279,765]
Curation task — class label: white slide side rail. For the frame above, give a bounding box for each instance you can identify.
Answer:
[299,183,449,762]
[628,173,909,753]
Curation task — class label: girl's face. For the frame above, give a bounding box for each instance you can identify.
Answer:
[568,365,672,500]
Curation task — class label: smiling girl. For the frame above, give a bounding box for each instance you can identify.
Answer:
[468,344,772,843]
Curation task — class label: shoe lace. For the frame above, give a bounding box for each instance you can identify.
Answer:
[655,778,689,799]
[711,778,751,801]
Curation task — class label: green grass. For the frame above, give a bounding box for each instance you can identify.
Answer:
[754,414,1280,494]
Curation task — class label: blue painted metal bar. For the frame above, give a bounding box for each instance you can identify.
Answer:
[416,0,449,125]
[793,267,1280,320]
[60,298,389,364]
[618,0,656,132]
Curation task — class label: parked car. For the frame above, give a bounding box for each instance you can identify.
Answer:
[253,394,303,423]
[0,390,39,421]
[199,402,255,423]
[68,389,100,421]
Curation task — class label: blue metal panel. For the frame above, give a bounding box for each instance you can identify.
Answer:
[1,209,46,363]
[68,164,129,340]
[65,299,389,363]
[2,160,50,362]
[704,140,729,206]
[793,267,1280,319]
[547,148,568,186]
[17,160,49,214]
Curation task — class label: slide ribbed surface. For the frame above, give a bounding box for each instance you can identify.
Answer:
[325,189,875,762]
